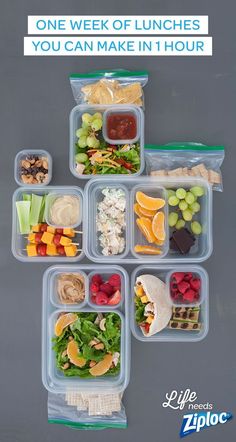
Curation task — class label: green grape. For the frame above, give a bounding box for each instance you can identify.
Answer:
[75,153,88,163]
[76,128,87,138]
[175,219,185,230]
[179,200,188,211]
[185,191,195,205]
[176,188,186,200]
[78,136,88,148]
[168,195,180,206]
[182,209,193,221]
[168,212,178,227]
[92,112,103,120]
[190,186,205,197]
[190,201,200,213]
[167,189,175,199]
[82,113,93,124]
[93,138,100,149]
[91,118,103,131]
[191,221,202,235]
[82,121,90,130]
[87,135,97,148]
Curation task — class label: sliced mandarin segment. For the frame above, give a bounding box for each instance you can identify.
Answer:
[136,217,156,243]
[54,312,77,337]
[134,202,157,218]
[67,339,86,367]
[152,212,166,241]
[89,353,113,377]
[134,244,162,255]
[136,191,165,211]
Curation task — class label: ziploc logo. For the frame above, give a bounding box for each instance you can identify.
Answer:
[180,412,232,438]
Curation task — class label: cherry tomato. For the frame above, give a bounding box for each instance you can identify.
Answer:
[53,234,61,246]
[35,232,43,243]
[40,223,48,232]
[37,243,47,256]
[57,245,65,255]
[56,228,63,235]
[144,323,150,334]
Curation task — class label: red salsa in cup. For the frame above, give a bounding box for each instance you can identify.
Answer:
[106,113,137,140]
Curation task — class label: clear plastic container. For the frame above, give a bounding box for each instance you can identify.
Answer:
[45,189,82,229]
[103,106,140,144]
[14,149,52,186]
[12,186,84,262]
[130,265,208,342]
[84,176,212,263]
[42,265,130,394]
[69,104,144,179]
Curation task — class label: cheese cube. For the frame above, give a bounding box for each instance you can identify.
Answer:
[60,236,72,246]
[46,244,58,256]
[146,315,154,324]
[32,224,41,232]
[41,231,54,245]
[141,295,148,304]
[26,243,37,257]
[63,228,75,238]
[64,244,77,257]
[47,226,56,234]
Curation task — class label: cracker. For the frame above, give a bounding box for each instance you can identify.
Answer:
[208,169,221,184]
[150,170,167,177]
[168,168,183,176]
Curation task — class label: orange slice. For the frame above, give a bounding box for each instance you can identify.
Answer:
[152,212,166,241]
[134,245,162,255]
[54,313,77,337]
[89,353,113,377]
[67,339,86,368]
[136,191,165,211]
[136,217,156,243]
[134,203,157,218]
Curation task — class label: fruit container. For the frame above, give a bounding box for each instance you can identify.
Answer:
[130,265,208,342]
[12,186,84,262]
[14,149,52,186]
[42,265,130,394]
[69,104,144,179]
[84,176,212,263]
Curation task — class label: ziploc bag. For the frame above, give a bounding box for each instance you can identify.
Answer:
[145,143,225,191]
[69,70,148,107]
[48,391,127,430]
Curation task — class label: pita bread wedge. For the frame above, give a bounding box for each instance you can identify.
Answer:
[135,274,172,336]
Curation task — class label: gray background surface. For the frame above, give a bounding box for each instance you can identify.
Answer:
[0,0,235,441]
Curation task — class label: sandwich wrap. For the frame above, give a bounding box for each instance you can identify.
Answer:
[136,274,172,336]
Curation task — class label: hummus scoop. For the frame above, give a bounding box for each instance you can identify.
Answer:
[49,194,80,227]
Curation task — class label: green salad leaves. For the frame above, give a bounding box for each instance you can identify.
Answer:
[53,312,121,378]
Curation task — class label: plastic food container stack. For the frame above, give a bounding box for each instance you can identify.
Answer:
[42,265,131,394]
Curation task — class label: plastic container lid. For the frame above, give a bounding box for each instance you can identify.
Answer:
[14,149,52,186]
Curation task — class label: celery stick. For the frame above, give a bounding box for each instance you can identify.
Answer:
[16,201,31,234]
[38,195,46,223]
[23,194,32,202]
[29,194,43,226]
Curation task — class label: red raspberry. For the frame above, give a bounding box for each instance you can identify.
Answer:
[108,274,121,288]
[96,292,109,305]
[178,281,190,294]
[100,283,113,296]
[172,272,185,284]
[91,274,103,285]
[183,289,196,303]
[190,278,201,291]
[183,272,193,281]
[90,282,100,293]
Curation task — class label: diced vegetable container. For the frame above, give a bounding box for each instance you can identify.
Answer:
[14,149,52,186]
[130,265,209,342]
[12,186,84,262]
[69,104,144,179]
[42,265,130,394]
[102,106,141,144]
[84,176,212,263]
[45,189,82,229]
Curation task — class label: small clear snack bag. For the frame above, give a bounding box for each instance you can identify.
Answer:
[69,70,149,107]
[145,143,225,191]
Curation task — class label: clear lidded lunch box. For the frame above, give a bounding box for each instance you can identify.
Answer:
[14,149,52,186]
[42,265,130,394]
[11,186,84,262]
[84,176,213,264]
[69,104,144,179]
[130,265,209,342]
